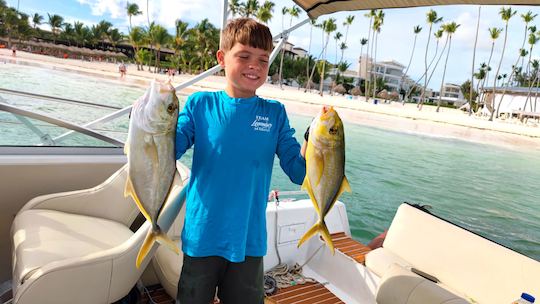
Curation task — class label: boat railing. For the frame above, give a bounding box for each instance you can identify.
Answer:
[0,100,125,147]
[268,190,307,203]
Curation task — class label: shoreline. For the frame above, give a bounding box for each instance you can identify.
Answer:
[2,49,540,152]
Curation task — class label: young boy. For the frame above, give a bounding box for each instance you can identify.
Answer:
[174,18,308,303]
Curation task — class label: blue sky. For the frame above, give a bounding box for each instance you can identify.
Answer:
[7,0,540,90]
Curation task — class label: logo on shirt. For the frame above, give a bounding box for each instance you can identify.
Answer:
[251,115,272,132]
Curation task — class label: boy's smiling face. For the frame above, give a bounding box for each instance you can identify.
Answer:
[217,43,270,98]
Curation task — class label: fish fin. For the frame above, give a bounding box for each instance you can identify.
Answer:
[340,176,352,194]
[144,137,159,167]
[136,230,156,268]
[319,221,335,255]
[125,176,152,222]
[297,221,335,255]
[156,232,180,255]
[302,177,321,216]
[297,222,320,249]
[124,141,129,155]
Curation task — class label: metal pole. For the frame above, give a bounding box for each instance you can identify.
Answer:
[220,0,229,48]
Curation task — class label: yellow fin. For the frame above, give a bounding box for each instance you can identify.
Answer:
[156,233,180,255]
[340,176,352,194]
[136,230,156,268]
[297,222,335,255]
[125,176,152,222]
[320,221,335,255]
[302,177,321,216]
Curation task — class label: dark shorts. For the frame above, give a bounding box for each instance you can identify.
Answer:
[176,255,264,304]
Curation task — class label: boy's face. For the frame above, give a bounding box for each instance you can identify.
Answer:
[217,43,270,98]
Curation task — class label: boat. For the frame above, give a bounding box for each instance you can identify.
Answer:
[1,1,540,303]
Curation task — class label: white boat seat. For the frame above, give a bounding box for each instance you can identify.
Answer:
[12,209,133,286]
[10,163,190,304]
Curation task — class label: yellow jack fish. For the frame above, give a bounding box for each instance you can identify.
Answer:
[297,106,351,254]
[124,79,180,268]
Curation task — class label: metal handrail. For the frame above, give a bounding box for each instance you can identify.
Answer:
[0,87,122,110]
[0,102,124,147]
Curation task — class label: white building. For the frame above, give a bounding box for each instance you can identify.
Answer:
[358,56,410,93]
[433,83,467,107]
[481,87,540,115]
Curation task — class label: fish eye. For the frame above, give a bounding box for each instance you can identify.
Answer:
[329,127,338,135]
[167,103,176,113]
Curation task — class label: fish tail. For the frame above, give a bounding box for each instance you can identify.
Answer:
[156,232,180,254]
[297,221,335,255]
[136,229,180,269]
[136,229,156,269]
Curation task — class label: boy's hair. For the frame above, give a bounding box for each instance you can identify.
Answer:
[220,18,273,52]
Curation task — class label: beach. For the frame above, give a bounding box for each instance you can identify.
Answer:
[2,48,540,151]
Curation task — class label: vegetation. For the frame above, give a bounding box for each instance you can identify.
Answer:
[1,1,540,117]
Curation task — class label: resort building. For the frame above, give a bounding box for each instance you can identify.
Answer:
[272,41,307,59]
[433,83,467,107]
[322,68,362,92]
[357,56,410,93]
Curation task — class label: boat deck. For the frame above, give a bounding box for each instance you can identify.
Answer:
[265,233,371,304]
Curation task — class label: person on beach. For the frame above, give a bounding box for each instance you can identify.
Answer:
[118,62,126,78]
[11,45,16,57]
[174,18,309,303]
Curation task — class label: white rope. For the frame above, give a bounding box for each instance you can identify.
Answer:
[265,263,317,289]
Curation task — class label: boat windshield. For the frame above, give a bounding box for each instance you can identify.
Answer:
[0,88,127,148]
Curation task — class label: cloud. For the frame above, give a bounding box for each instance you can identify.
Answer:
[77,0,222,31]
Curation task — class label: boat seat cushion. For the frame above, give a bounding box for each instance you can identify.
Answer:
[376,263,469,304]
[12,209,133,285]
[365,247,411,277]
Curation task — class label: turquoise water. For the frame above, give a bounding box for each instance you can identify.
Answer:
[1,63,539,261]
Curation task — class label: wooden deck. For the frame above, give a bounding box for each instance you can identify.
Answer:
[265,232,371,303]
[329,232,372,264]
[265,282,344,304]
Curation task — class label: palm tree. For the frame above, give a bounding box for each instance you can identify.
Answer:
[484,27,502,91]
[436,22,460,112]
[256,1,274,24]
[319,18,337,96]
[242,0,259,18]
[400,25,422,96]
[469,6,481,116]
[525,26,537,77]
[419,9,443,110]
[305,18,317,92]
[130,26,146,70]
[126,2,142,32]
[371,10,384,99]
[364,9,376,100]
[150,24,170,72]
[278,5,299,89]
[339,15,354,63]
[331,31,342,95]
[229,0,241,18]
[358,38,368,91]
[490,7,516,121]
[47,13,64,43]
[31,13,43,30]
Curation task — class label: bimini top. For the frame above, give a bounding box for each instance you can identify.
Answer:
[294,0,540,18]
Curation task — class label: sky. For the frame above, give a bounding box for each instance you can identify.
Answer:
[6,0,540,90]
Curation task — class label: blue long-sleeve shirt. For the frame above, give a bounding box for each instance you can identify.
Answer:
[175,91,306,262]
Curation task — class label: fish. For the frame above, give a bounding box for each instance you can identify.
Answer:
[124,79,180,268]
[297,106,351,254]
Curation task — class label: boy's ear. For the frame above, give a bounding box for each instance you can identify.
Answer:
[217,50,225,67]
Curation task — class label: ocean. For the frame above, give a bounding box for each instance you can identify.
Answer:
[1,62,539,261]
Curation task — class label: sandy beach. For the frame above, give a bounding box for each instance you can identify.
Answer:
[2,48,540,152]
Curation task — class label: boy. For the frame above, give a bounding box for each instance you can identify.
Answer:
[174,18,308,303]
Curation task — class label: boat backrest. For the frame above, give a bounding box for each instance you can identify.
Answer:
[382,203,540,303]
